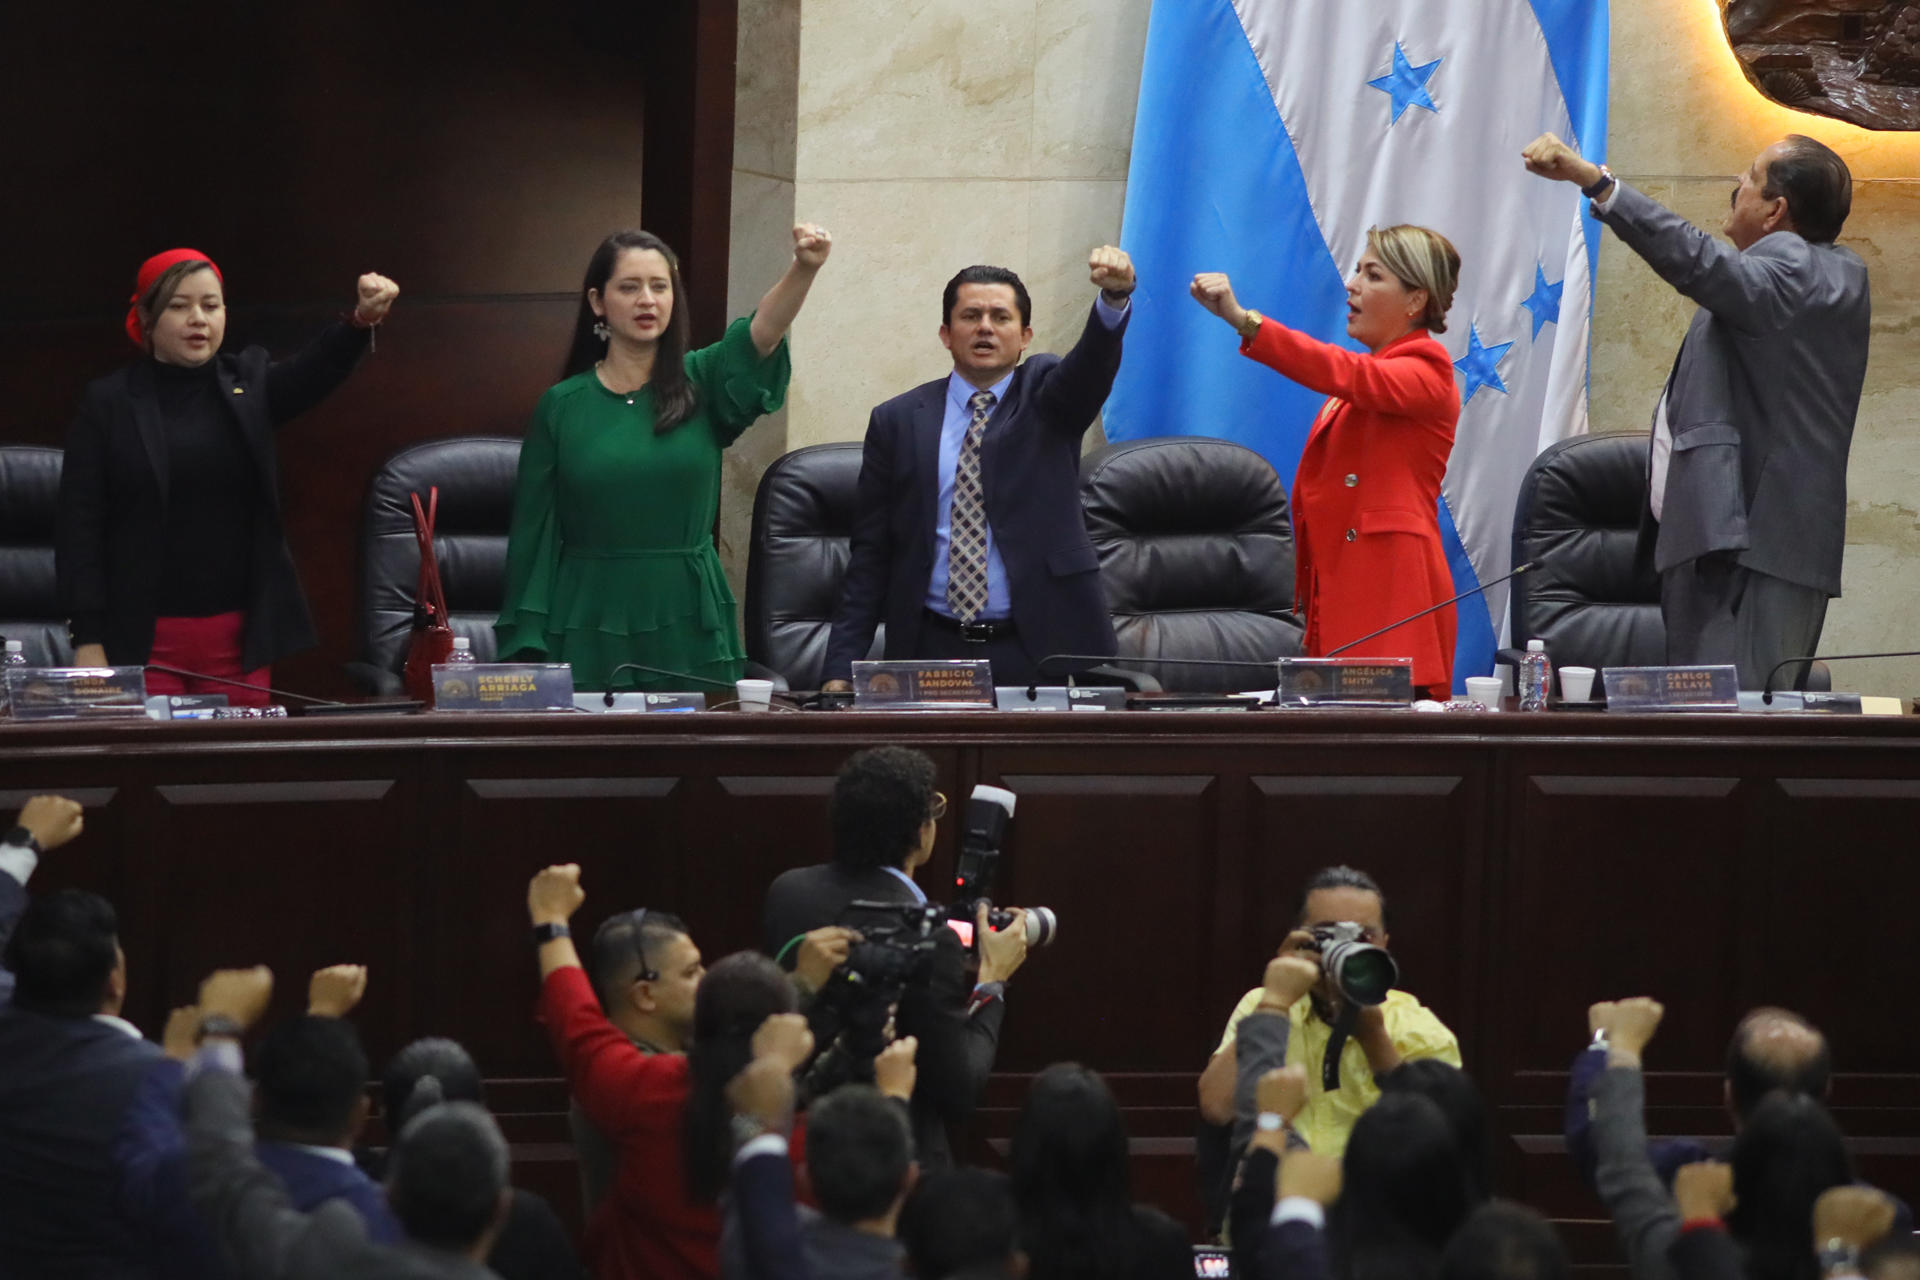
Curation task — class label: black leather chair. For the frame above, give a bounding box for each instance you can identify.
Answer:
[1079,437,1303,692]
[0,445,74,667]
[350,437,522,694]
[744,442,883,690]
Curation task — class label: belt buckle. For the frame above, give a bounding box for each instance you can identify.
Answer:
[958,621,993,643]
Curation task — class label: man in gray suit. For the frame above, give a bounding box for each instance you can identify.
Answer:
[1523,132,1870,688]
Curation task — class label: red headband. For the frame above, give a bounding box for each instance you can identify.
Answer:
[125,248,224,347]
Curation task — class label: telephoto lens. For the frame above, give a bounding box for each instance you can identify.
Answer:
[985,906,1058,948]
[1310,922,1397,1006]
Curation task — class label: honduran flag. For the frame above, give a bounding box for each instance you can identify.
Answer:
[1106,0,1610,691]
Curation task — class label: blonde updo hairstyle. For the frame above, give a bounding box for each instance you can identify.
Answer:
[1365,225,1460,334]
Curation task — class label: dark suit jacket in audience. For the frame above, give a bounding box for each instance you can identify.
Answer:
[0,866,22,1005]
[184,1062,497,1280]
[0,1005,163,1277]
[763,863,1003,1169]
[729,1144,810,1280]
[1255,1218,1330,1280]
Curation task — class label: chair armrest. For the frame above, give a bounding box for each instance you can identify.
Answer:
[743,661,790,693]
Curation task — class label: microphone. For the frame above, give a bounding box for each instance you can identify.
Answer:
[144,663,342,708]
[1025,653,1282,701]
[1323,560,1540,658]
[1759,650,1920,704]
[601,662,742,707]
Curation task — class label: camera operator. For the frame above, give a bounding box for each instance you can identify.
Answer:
[1197,866,1459,1160]
[763,746,1030,1169]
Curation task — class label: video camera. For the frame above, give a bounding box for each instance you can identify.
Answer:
[1301,921,1397,1007]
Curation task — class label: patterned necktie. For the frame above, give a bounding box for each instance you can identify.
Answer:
[946,389,997,623]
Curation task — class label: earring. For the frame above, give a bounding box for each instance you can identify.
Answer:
[593,320,611,342]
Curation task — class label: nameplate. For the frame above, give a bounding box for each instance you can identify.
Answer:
[1275,658,1415,706]
[431,663,575,712]
[6,666,149,720]
[1601,664,1740,712]
[853,660,995,710]
[994,686,1128,712]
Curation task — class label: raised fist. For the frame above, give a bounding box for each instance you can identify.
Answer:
[308,964,369,1018]
[1262,955,1321,1008]
[354,273,401,326]
[1189,272,1248,329]
[1089,245,1135,298]
[1602,996,1666,1059]
[750,1012,815,1073]
[875,1035,920,1102]
[793,222,833,270]
[1257,1064,1308,1122]
[1673,1161,1736,1220]
[1277,1150,1342,1206]
[197,966,274,1033]
[527,864,585,927]
[1521,133,1603,189]
[16,795,84,852]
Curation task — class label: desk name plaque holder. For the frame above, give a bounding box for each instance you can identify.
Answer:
[6,666,149,720]
[852,660,995,710]
[1275,658,1415,707]
[1601,664,1740,712]
[431,663,576,712]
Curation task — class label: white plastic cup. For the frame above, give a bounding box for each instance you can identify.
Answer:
[1560,666,1596,703]
[1465,676,1504,709]
[735,678,774,711]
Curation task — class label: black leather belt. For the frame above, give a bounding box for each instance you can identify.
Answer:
[922,609,1018,642]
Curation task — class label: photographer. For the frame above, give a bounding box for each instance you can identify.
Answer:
[763,746,1031,1168]
[1197,867,1459,1161]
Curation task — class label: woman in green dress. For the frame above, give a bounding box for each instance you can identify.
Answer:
[495,224,831,690]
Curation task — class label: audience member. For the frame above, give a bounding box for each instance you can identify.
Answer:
[721,1021,820,1280]
[0,884,162,1276]
[684,952,804,1206]
[1441,1202,1570,1280]
[0,793,87,1004]
[1198,865,1460,1223]
[1380,1059,1493,1203]
[763,745,1030,1168]
[1228,1064,1310,1273]
[900,1168,1028,1280]
[182,965,512,1279]
[369,1036,585,1280]
[1010,1062,1190,1280]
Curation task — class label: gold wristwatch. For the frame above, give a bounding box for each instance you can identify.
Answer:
[1236,309,1264,340]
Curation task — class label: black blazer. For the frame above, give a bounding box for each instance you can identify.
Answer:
[56,324,369,671]
[0,1007,164,1277]
[763,863,1002,1170]
[822,304,1127,684]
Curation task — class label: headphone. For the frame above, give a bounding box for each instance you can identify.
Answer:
[626,907,659,983]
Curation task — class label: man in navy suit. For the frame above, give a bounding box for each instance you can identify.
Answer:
[822,248,1136,689]
[0,794,87,1006]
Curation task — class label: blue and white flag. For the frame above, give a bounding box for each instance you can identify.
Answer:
[1108,0,1609,691]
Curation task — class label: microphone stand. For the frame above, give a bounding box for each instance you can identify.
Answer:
[1322,561,1539,658]
[601,662,745,707]
[1024,653,1284,701]
[1759,651,1920,704]
[145,663,342,708]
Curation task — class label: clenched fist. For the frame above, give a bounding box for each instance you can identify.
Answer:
[353,273,401,326]
[1521,133,1604,190]
[1262,955,1321,1009]
[1673,1162,1736,1220]
[1190,272,1250,331]
[308,964,369,1018]
[1602,996,1666,1060]
[16,795,84,852]
[793,222,833,271]
[875,1035,920,1102]
[198,965,274,1033]
[528,864,585,927]
[1089,245,1136,300]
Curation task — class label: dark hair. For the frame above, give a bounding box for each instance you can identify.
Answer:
[902,1168,1021,1279]
[1862,1235,1920,1280]
[1763,136,1851,243]
[683,952,798,1203]
[830,746,938,873]
[1725,1008,1830,1120]
[807,1085,915,1224]
[387,1101,508,1250]
[1441,1202,1570,1280]
[1010,1063,1140,1280]
[254,1016,371,1142]
[139,258,217,348]
[562,230,698,432]
[1725,1094,1854,1280]
[587,908,691,1014]
[1380,1059,1492,1203]
[1330,1092,1476,1280]
[5,889,120,1016]
[383,1037,486,1133]
[942,266,1032,329]
[1295,865,1389,930]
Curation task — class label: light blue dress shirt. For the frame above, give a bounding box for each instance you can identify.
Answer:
[882,864,928,904]
[924,295,1130,620]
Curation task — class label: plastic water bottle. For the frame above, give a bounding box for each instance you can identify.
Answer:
[1518,638,1552,712]
[1,641,26,718]
[447,636,475,666]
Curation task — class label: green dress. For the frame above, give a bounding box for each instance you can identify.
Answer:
[494,316,790,691]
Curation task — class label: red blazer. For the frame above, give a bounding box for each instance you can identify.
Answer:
[1241,322,1459,690]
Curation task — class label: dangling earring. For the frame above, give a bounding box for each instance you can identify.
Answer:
[593,319,611,343]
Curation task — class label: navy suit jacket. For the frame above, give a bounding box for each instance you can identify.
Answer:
[822,303,1127,684]
[0,1006,164,1278]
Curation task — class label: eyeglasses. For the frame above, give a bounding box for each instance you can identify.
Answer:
[929,791,948,822]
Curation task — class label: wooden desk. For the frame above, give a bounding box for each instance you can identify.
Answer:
[5,706,1916,1258]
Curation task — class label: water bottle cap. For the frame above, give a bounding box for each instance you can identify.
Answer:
[451,637,471,651]
[1526,639,1545,651]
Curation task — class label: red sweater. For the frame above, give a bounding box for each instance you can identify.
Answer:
[539,965,716,1280]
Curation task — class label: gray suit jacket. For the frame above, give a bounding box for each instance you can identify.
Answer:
[1596,182,1870,594]
[1591,1064,1681,1280]
[185,1065,498,1280]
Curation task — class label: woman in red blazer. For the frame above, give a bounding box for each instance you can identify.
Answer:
[1192,226,1462,697]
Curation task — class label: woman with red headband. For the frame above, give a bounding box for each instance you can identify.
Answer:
[55,250,399,704]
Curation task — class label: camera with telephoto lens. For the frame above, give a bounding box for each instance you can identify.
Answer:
[1303,921,1398,1007]
[802,902,947,1096]
[947,785,1057,948]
